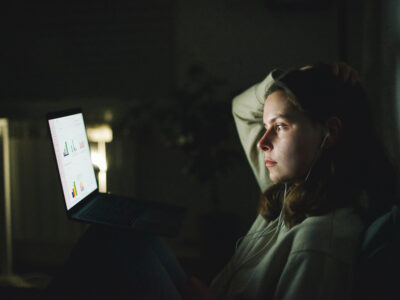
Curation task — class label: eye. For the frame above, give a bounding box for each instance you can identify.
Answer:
[275,124,286,131]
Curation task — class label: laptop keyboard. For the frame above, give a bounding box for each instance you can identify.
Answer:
[78,197,145,224]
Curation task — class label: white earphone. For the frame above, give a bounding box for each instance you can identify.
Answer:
[320,130,330,149]
[305,130,330,181]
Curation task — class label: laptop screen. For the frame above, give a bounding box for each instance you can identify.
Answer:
[48,112,98,210]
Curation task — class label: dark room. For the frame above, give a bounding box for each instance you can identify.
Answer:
[1,0,399,299]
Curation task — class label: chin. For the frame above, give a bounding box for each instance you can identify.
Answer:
[269,173,284,184]
[269,172,294,184]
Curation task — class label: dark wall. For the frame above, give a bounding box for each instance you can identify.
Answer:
[1,1,174,101]
[175,0,339,91]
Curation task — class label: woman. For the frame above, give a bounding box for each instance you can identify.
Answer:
[204,62,397,299]
[47,63,397,300]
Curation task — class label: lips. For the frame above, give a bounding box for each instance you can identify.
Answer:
[265,160,277,167]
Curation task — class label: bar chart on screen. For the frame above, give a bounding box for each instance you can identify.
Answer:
[49,114,97,210]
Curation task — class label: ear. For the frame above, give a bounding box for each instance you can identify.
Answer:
[324,116,342,148]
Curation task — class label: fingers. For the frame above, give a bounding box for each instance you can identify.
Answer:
[300,65,313,71]
[331,62,360,85]
[300,62,361,85]
[341,65,351,82]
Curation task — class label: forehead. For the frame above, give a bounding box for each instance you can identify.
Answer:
[263,91,298,121]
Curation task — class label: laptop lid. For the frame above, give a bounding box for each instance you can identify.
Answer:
[47,109,98,212]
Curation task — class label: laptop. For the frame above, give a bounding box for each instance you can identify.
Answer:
[47,108,185,237]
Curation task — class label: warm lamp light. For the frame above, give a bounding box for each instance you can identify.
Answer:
[0,119,32,287]
[87,125,113,193]
[87,125,113,143]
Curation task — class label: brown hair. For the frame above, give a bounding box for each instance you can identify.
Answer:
[259,64,398,228]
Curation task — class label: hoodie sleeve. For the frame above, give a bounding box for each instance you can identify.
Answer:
[232,70,280,193]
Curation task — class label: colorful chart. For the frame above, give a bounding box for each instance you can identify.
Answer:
[70,140,77,152]
[63,140,80,157]
[79,181,85,192]
[72,181,78,198]
[63,142,69,157]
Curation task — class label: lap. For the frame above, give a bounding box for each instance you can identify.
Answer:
[46,225,187,300]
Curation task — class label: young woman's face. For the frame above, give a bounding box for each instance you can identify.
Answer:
[258,91,324,184]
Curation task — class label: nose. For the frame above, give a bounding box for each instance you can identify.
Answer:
[257,130,273,152]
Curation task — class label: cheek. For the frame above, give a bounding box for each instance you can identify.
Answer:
[279,135,313,173]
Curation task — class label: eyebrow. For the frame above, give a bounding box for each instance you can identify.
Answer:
[263,114,293,127]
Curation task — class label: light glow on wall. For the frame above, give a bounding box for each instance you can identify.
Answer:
[87,125,113,193]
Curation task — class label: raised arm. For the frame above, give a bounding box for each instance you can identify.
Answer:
[232,70,279,193]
